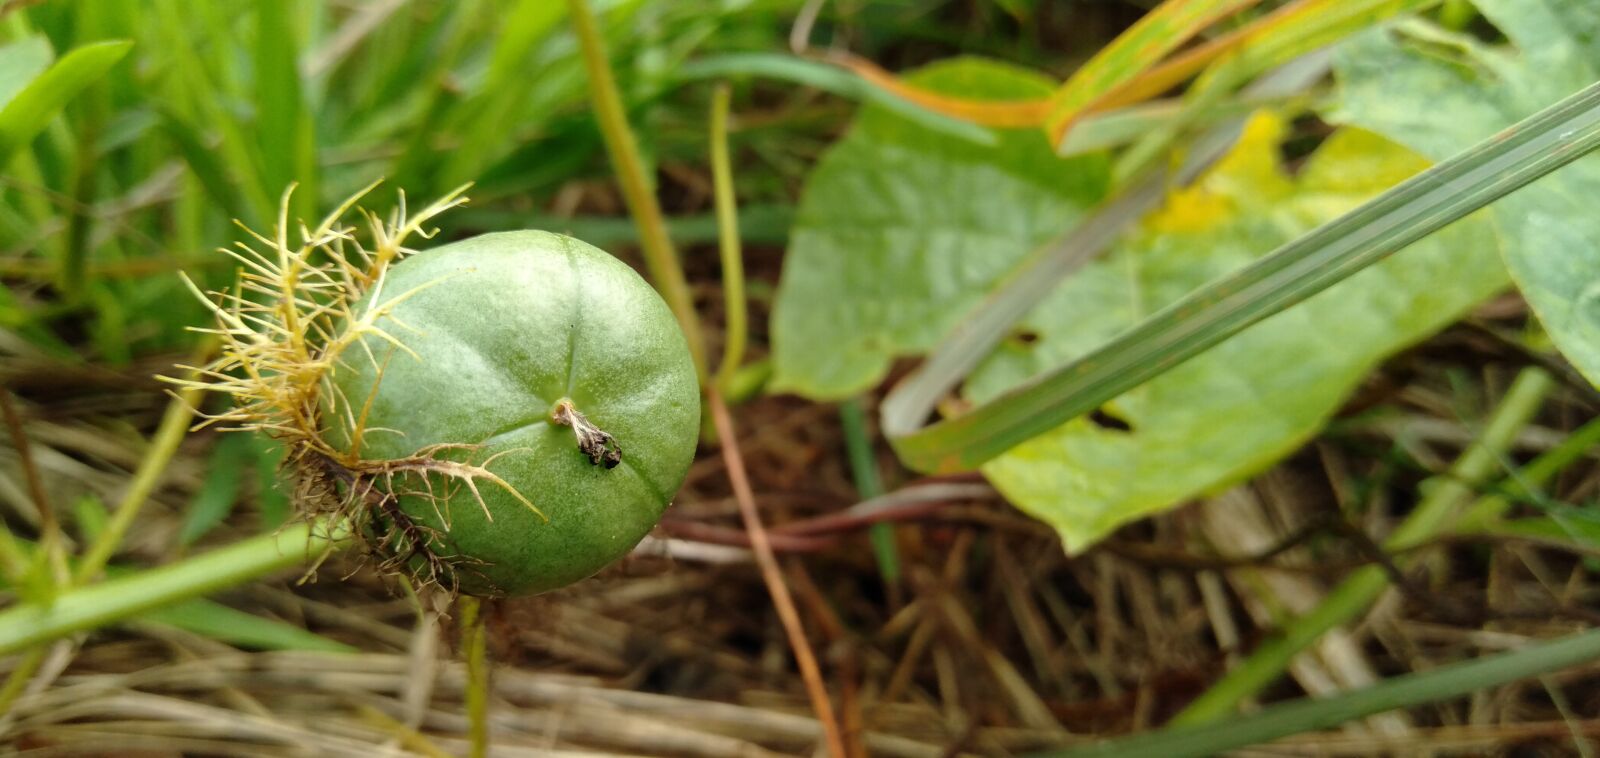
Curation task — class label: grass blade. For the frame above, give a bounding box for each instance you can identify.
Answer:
[254,0,317,219]
[140,598,356,653]
[1040,625,1600,757]
[157,106,248,221]
[178,433,254,547]
[1044,0,1263,142]
[0,36,52,111]
[887,76,1600,473]
[1172,367,1552,723]
[0,39,132,168]
[437,0,566,187]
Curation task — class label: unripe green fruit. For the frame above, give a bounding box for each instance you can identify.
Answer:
[327,231,700,596]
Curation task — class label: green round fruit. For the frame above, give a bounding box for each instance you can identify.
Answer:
[326,231,700,596]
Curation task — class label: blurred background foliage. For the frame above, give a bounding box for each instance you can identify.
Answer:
[3,0,811,363]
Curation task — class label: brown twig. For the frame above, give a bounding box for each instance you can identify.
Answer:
[0,390,53,523]
[708,388,847,758]
[658,481,998,551]
[657,519,836,552]
[0,387,65,582]
[788,561,867,758]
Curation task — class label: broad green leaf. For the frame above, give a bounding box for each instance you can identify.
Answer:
[968,115,1506,550]
[1326,1,1600,386]
[0,37,52,111]
[0,39,132,168]
[770,58,1111,399]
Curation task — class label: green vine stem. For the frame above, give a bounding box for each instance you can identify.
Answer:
[566,0,708,381]
[74,382,202,584]
[0,518,347,656]
[710,83,748,396]
[0,648,48,716]
[1173,367,1554,723]
[0,365,207,712]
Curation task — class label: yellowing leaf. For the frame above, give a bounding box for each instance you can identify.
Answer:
[1045,0,1265,143]
[965,118,1506,551]
[1147,112,1291,233]
[828,52,1051,128]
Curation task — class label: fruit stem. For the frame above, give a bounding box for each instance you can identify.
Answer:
[459,595,490,758]
[567,0,709,383]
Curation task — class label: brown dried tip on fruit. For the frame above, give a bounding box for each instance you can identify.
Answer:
[550,398,622,469]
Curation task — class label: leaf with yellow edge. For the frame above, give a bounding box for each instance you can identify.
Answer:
[965,112,1507,551]
[821,0,1414,146]
[817,0,1266,132]
[1086,0,1397,114]
[1044,0,1265,142]
[824,52,1050,128]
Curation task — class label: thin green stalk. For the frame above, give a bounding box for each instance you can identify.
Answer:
[710,83,748,396]
[0,370,208,705]
[460,595,489,758]
[1174,368,1554,723]
[568,8,843,754]
[0,646,47,717]
[566,0,707,381]
[1539,675,1594,758]
[1458,413,1600,531]
[0,519,344,655]
[1045,625,1600,758]
[840,398,898,584]
[73,384,200,585]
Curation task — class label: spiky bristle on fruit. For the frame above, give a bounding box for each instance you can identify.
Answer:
[161,183,540,592]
